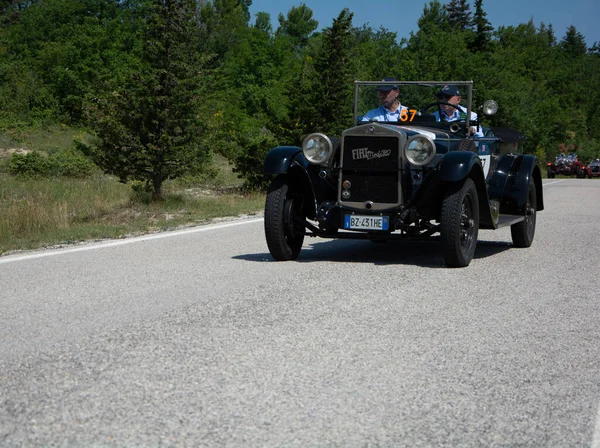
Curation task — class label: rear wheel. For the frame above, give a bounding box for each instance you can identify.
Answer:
[440,178,479,267]
[264,175,306,261]
[511,181,537,248]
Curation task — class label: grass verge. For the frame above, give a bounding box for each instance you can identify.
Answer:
[0,173,264,255]
[0,123,266,255]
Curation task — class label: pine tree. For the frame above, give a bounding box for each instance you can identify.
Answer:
[561,25,587,56]
[471,0,493,52]
[313,8,354,135]
[94,0,208,199]
[446,0,471,30]
[539,22,556,46]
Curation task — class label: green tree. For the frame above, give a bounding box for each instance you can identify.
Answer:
[276,3,318,50]
[471,0,493,52]
[1,0,141,123]
[417,0,448,33]
[406,1,469,80]
[253,11,272,34]
[446,0,471,30]
[560,25,587,56]
[313,8,354,135]
[93,0,208,199]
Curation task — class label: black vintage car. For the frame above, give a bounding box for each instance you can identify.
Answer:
[263,80,544,267]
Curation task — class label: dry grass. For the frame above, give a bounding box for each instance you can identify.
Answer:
[0,125,265,255]
[0,174,264,254]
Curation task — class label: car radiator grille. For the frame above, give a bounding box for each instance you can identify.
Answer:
[341,135,400,204]
[592,166,599,173]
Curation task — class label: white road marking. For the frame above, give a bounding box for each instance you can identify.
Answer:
[592,400,600,448]
[0,218,264,264]
[544,179,567,186]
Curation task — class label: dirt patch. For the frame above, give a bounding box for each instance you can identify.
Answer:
[0,148,30,158]
[183,185,244,198]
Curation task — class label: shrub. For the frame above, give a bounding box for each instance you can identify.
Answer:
[234,133,277,191]
[51,148,97,177]
[8,151,50,176]
[8,147,97,178]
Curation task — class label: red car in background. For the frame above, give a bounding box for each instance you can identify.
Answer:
[586,159,600,178]
[547,153,587,178]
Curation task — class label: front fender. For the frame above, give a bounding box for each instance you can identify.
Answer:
[439,151,481,182]
[264,146,307,175]
[436,151,493,227]
[502,155,544,214]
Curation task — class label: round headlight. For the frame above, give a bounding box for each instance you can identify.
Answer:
[483,100,498,116]
[302,133,333,165]
[405,135,436,166]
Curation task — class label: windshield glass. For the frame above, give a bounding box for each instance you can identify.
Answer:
[355,81,474,124]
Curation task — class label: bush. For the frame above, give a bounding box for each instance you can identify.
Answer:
[52,148,97,177]
[234,133,277,191]
[8,151,50,176]
[534,144,547,164]
[8,146,97,178]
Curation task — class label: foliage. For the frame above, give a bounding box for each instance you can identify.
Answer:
[471,0,493,52]
[92,0,209,199]
[313,8,355,135]
[276,4,318,49]
[446,0,471,30]
[8,147,97,177]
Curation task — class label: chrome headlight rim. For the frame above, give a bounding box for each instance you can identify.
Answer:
[404,135,436,166]
[302,133,333,165]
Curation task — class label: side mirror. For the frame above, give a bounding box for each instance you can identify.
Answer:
[483,100,499,116]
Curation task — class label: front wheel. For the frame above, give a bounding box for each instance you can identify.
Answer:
[511,181,537,248]
[440,178,480,267]
[264,175,306,261]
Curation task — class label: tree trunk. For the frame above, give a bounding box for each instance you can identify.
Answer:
[151,177,163,201]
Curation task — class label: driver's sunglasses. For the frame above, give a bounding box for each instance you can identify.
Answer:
[437,94,453,100]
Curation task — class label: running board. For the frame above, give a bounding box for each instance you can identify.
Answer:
[496,214,524,228]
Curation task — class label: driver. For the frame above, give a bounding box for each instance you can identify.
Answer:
[431,85,483,137]
[361,78,408,122]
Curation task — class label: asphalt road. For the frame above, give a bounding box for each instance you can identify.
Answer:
[1,179,599,447]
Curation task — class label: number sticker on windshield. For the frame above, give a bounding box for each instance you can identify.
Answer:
[400,109,418,122]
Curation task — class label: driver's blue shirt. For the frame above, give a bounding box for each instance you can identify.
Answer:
[361,104,408,122]
[432,105,483,137]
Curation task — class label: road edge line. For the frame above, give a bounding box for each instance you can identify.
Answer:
[0,217,265,264]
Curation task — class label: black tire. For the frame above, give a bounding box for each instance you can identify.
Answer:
[547,169,555,179]
[511,181,537,248]
[264,175,305,261]
[440,178,479,267]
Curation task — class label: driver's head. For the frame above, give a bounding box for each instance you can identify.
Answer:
[436,85,461,114]
[376,78,399,109]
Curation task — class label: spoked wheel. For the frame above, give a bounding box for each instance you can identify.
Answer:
[511,181,537,248]
[441,178,479,267]
[264,175,306,261]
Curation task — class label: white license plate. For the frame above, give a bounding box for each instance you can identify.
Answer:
[344,215,389,231]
